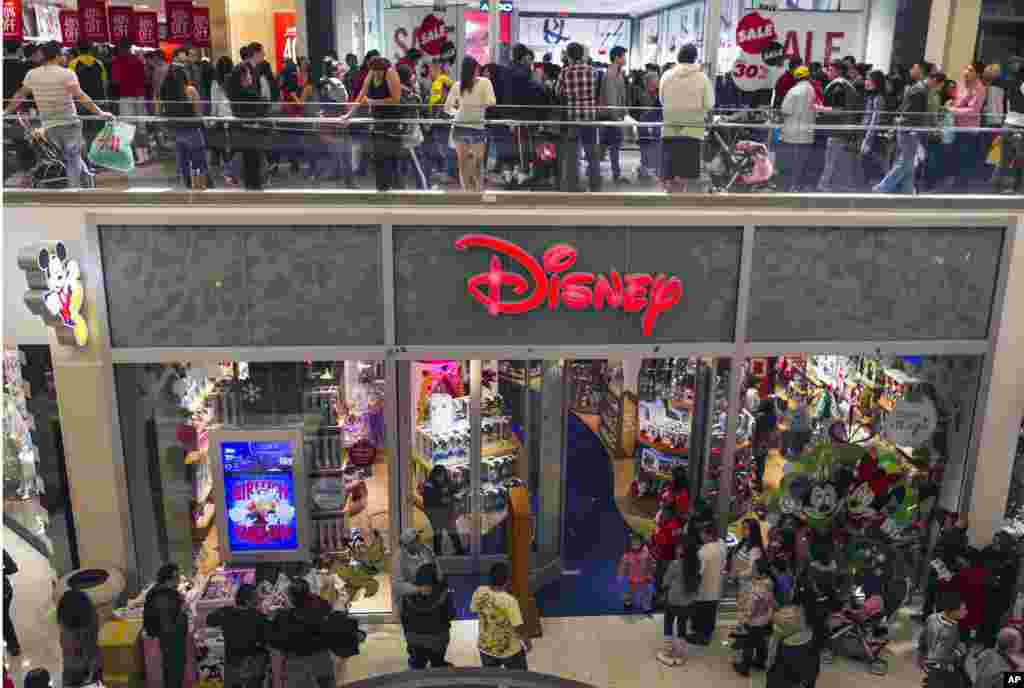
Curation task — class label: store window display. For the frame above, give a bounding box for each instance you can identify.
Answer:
[114,360,392,622]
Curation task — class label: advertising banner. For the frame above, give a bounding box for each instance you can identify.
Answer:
[2,0,22,42]
[59,9,79,47]
[109,5,133,44]
[518,16,630,62]
[732,10,862,92]
[192,6,210,47]
[34,5,61,41]
[273,10,295,73]
[221,440,300,553]
[78,0,110,44]
[134,10,158,48]
[166,0,192,43]
[381,7,456,64]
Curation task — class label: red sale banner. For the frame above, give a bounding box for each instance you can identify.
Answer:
[191,6,209,47]
[133,10,158,48]
[78,0,109,43]
[59,9,80,47]
[2,0,22,42]
[165,0,192,43]
[273,10,296,74]
[108,5,132,44]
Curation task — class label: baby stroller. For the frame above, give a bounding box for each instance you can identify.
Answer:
[15,114,94,189]
[704,111,775,193]
[825,580,905,676]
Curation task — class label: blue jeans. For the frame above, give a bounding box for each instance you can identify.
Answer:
[175,127,209,188]
[875,131,920,194]
[775,141,812,192]
[559,126,600,192]
[312,134,354,182]
[817,137,861,192]
[602,126,624,179]
[46,122,86,189]
[952,131,985,191]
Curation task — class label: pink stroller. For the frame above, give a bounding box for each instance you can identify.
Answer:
[705,112,776,192]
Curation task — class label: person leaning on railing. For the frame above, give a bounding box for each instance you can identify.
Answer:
[226,42,270,190]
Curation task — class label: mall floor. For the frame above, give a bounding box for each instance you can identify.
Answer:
[3,524,926,688]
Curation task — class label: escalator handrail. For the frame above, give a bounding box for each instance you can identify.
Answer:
[341,668,599,688]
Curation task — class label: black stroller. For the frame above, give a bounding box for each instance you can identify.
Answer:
[704,110,776,193]
[14,114,94,189]
[768,630,820,688]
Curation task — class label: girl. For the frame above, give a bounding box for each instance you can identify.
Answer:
[732,518,765,634]
[160,63,208,189]
[658,534,701,667]
[444,56,496,192]
[860,70,888,190]
[651,503,685,608]
[617,534,654,612]
[344,57,403,191]
[396,63,429,190]
[58,590,100,687]
[659,465,690,521]
[735,558,775,676]
[946,62,987,191]
[138,587,197,688]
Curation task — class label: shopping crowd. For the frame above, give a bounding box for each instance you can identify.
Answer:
[3,37,1022,194]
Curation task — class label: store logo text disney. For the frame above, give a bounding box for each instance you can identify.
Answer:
[455,234,682,337]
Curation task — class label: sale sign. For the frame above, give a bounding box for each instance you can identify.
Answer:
[134,10,158,48]
[3,0,22,42]
[273,10,296,74]
[165,0,192,43]
[58,9,79,47]
[108,6,133,44]
[191,6,209,47]
[732,10,862,92]
[78,0,109,43]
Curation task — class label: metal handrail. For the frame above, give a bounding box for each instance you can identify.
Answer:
[341,669,598,688]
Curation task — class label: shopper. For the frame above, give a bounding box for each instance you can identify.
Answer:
[735,558,775,676]
[947,62,987,192]
[422,465,467,555]
[974,627,1024,688]
[444,56,496,192]
[918,592,969,688]
[161,62,208,189]
[731,518,765,633]
[426,57,455,185]
[3,550,18,657]
[401,564,455,669]
[227,43,271,190]
[860,70,888,189]
[269,579,335,688]
[773,57,803,108]
[395,528,442,609]
[139,586,196,688]
[920,70,951,192]
[344,56,403,191]
[617,533,654,612]
[111,39,149,164]
[753,396,777,489]
[58,589,100,687]
[471,562,532,669]
[651,502,685,608]
[996,56,1024,194]
[785,395,812,458]
[209,56,234,169]
[817,60,862,192]
[658,534,701,667]
[206,584,270,688]
[690,524,726,645]
[776,66,817,192]
[599,46,629,184]
[3,41,112,188]
[69,41,108,154]
[556,42,601,192]
[872,57,929,194]
[659,44,714,193]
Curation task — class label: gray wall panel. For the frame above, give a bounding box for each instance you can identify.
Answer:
[394,226,741,345]
[748,227,1004,342]
[100,226,383,348]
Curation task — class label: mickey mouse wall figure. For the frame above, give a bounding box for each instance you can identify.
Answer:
[38,242,88,347]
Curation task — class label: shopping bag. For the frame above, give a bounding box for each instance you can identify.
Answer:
[987,136,1002,166]
[89,120,136,173]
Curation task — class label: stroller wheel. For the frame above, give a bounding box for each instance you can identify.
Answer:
[869,659,888,676]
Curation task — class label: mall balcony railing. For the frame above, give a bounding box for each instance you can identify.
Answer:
[341,669,599,688]
[3,101,1023,198]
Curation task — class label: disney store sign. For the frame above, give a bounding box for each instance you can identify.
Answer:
[18,241,88,347]
[455,234,683,337]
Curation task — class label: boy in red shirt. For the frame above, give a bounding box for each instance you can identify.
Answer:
[652,503,685,608]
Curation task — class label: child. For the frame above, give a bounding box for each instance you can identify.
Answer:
[736,558,776,676]
[651,504,685,608]
[658,534,701,667]
[917,592,968,688]
[23,670,50,688]
[617,534,654,612]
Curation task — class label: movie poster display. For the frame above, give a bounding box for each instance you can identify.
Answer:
[211,429,310,562]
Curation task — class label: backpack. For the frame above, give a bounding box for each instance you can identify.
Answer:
[75,60,105,100]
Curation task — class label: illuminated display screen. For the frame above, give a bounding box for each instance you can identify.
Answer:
[221,440,299,553]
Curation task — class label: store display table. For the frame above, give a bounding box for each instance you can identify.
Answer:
[55,567,126,624]
[97,617,143,688]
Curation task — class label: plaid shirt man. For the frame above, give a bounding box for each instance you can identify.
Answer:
[557,62,599,121]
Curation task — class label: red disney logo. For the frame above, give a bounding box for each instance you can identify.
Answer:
[454,234,683,337]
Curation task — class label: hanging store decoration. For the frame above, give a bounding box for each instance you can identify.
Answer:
[883,398,938,449]
[18,241,88,348]
[108,6,133,44]
[78,0,109,44]
[165,0,193,43]
[454,234,683,338]
[2,0,23,42]
[133,10,158,48]
[58,9,80,47]
[191,6,210,48]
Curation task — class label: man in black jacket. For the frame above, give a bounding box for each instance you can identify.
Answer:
[401,563,455,669]
[269,580,335,688]
[817,60,863,192]
[498,44,548,184]
[997,56,1024,194]
[227,42,269,189]
[875,61,932,194]
[207,584,270,688]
